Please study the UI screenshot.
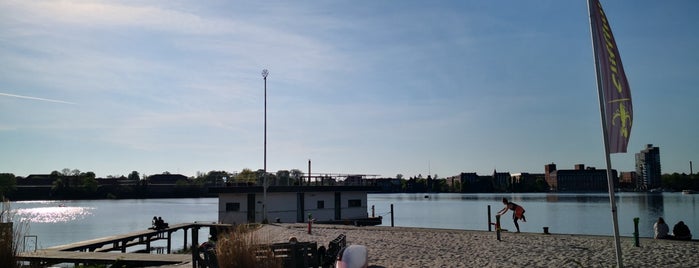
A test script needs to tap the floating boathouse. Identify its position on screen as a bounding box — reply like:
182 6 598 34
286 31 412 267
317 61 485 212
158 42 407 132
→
210 185 381 224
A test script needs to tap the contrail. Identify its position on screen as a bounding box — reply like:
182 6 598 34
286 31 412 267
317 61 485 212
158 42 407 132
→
0 92 76 105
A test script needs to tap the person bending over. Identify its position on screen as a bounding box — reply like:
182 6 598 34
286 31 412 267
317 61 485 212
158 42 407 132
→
497 198 526 233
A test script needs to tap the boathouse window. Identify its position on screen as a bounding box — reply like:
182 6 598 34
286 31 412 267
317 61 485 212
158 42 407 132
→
226 202 240 212
348 199 361 207
317 200 325 209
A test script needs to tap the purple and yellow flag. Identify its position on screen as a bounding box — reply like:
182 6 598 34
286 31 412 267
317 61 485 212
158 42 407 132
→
589 0 633 153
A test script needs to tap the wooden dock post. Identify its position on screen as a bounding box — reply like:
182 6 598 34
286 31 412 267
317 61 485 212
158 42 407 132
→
487 205 492 232
191 226 199 268
390 204 394 227
183 227 188 251
146 235 151 253
495 214 501 241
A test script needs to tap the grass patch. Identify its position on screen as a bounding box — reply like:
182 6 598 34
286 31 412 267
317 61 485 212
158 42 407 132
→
215 224 282 268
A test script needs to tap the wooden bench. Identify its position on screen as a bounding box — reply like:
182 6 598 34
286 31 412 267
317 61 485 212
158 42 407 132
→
255 241 319 268
254 234 346 268
318 234 346 268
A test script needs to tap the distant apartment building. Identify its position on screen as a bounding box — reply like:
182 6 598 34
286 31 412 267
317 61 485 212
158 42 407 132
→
545 163 618 192
492 170 511 192
635 144 661 190
510 172 545 192
544 163 557 190
447 172 491 192
619 171 638 190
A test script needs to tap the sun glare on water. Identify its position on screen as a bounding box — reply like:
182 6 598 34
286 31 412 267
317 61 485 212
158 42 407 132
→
14 205 94 223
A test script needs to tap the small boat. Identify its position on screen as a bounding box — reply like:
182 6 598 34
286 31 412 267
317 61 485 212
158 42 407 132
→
682 190 696 194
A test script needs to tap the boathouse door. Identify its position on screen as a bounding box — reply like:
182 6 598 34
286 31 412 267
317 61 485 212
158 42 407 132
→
334 192 341 220
247 194 255 223
296 193 305 222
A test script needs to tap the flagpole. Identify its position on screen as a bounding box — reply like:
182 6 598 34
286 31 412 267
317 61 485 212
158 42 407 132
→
587 0 623 267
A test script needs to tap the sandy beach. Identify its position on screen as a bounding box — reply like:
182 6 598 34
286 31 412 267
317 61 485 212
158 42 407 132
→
254 223 699 268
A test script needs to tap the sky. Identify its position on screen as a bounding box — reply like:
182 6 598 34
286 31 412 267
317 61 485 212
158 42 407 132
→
1 0 698 179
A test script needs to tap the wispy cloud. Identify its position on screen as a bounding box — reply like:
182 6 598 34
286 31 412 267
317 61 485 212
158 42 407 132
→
0 92 76 105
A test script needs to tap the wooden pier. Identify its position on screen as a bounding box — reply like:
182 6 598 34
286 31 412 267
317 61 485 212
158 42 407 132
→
17 222 232 267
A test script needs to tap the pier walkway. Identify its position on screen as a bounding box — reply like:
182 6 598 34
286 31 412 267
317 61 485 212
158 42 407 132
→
17 222 233 267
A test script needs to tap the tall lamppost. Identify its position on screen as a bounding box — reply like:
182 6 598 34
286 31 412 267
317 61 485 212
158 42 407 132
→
261 69 269 223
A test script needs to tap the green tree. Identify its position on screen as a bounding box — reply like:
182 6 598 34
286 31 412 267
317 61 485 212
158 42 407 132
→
128 171 140 181
255 169 266 185
276 170 290 186
450 180 461 193
51 178 65 196
0 174 16 198
236 169 256 184
204 171 228 186
662 173 695 191
77 171 98 195
290 169 303 185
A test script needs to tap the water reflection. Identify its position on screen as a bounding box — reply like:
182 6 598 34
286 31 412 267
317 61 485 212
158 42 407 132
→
636 194 664 216
14 206 93 223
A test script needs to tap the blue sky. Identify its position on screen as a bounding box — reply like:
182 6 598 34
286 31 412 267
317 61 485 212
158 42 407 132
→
1 0 697 179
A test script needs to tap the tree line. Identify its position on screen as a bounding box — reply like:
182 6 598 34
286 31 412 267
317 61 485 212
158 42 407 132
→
0 168 309 200
1 169 697 200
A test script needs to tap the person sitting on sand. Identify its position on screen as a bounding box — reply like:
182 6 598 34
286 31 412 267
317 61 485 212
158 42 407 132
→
653 217 671 239
672 221 692 240
497 198 526 233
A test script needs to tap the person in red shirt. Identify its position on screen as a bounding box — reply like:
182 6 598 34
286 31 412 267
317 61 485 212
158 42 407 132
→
497 198 526 233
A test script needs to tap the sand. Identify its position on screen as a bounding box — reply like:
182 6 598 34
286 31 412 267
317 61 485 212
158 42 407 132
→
255 223 699 268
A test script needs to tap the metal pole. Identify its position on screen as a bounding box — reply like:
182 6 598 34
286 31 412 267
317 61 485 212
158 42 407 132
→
262 69 269 223
633 217 640 247
390 204 394 227
587 1 623 266
308 159 311 186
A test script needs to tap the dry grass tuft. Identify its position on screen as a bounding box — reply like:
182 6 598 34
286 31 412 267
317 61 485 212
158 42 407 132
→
0 198 28 268
215 224 282 268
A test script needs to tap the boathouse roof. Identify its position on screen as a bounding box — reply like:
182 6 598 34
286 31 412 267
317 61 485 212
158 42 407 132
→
210 185 381 194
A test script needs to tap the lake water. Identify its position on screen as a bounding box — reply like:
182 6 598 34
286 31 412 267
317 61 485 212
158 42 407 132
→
8 192 698 251
10 198 218 251
369 192 699 238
